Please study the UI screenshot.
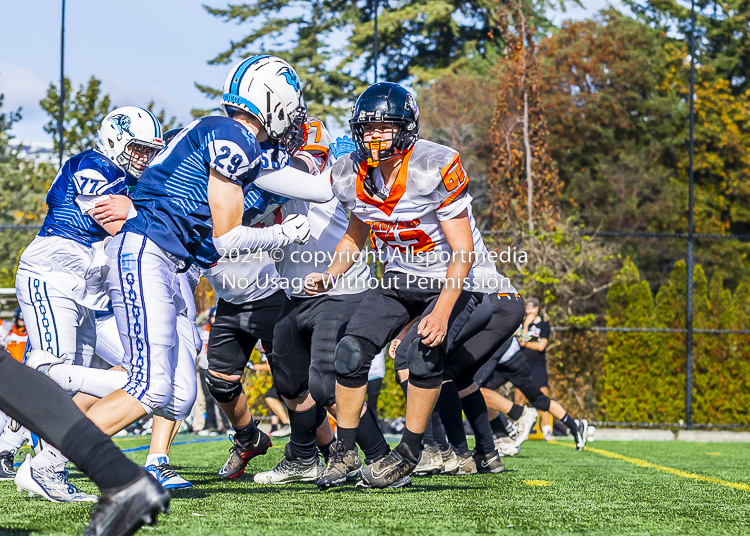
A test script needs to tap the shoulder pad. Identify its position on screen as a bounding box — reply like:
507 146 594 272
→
330 152 360 211
405 140 467 208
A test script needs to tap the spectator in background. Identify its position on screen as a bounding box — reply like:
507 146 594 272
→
515 298 553 440
197 307 231 435
2 308 28 362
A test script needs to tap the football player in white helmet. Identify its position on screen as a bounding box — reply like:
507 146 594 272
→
95 106 165 178
13 106 163 502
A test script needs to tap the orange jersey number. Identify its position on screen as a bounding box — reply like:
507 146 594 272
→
441 155 468 192
372 228 435 254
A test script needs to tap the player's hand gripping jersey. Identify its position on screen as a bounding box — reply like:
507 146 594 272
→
330 139 511 293
123 116 262 269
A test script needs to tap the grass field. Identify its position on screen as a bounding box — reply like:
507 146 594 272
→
1 435 749 536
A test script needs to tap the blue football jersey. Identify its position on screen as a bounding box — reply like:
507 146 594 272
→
122 116 263 269
39 149 136 247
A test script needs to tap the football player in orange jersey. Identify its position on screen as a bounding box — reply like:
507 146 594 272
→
305 82 522 488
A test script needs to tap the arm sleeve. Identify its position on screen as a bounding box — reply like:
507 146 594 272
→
212 224 293 254
254 166 333 203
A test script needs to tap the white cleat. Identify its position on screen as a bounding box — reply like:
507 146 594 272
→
14 454 97 503
414 444 443 475
513 407 539 449
574 419 589 450
253 445 324 484
494 436 520 457
24 350 66 375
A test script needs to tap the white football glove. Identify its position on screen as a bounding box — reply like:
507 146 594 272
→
279 213 310 245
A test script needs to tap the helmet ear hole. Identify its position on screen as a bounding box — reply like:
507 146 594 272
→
108 140 115 148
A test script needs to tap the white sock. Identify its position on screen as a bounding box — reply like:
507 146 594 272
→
145 453 168 468
30 441 68 473
542 424 552 434
0 424 26 453
48 364 127 397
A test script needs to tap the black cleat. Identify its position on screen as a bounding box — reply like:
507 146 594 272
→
317 440 362 490
218 429 272 479
358 443 417 489
573 419 589 450
474 451 504 473
0 450 16 480
84 470 170 536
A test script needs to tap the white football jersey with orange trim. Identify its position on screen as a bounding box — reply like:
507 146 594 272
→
331 139 514 293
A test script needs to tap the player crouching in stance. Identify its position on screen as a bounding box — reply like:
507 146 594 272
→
306 83 502 489
78 56 314 455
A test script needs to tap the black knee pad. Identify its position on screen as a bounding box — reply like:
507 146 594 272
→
334 336 365 376
205 371 243 404
406 337 441 378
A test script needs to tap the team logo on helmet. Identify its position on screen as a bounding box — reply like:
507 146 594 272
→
405 93 420 121
111 114 134 140
278 66 301 92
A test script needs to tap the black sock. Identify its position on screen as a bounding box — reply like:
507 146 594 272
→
288 406 319 459
437 381 469 454
399 428 423 462
561 414 578 434
430 412 451 450
461 390 495 455
319 439 335 463
490 416 509 437
507 403 524 421
357 405 390 462
233 420 260 446
337 426 358 452
62 419 141 491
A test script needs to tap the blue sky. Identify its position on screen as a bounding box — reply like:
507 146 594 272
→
0 0 617 143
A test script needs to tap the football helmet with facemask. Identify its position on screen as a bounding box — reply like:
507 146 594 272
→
221 55 307 154
349 82 419 166
95 106 165 178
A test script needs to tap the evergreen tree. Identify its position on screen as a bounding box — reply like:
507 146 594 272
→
197 0 360 121
40 76 112 156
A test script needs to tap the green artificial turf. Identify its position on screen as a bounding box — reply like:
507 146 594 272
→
1 436 749 535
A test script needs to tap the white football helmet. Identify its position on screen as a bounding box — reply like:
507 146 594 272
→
221 55 307 151
95 106 165 178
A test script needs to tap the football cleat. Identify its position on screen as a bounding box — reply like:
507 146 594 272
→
270 425 291 438
24 350 65 375
317 440 362 490
145 458 192 490
84 470 170 536
574 419 589 450
474 451 504 474
513 407 539 449
439 446 459 474
218 429 272 479
413 444 443 476
14 454 97 503
494 436 520 457
454 450 477 475
254 443 324 484
0 449 16 480
358 443 416 489
505 418 519 440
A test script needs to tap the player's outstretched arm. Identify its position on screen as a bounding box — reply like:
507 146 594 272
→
254 165 334 203
304 213 370 295
209 169 310 252
418 209 474 347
